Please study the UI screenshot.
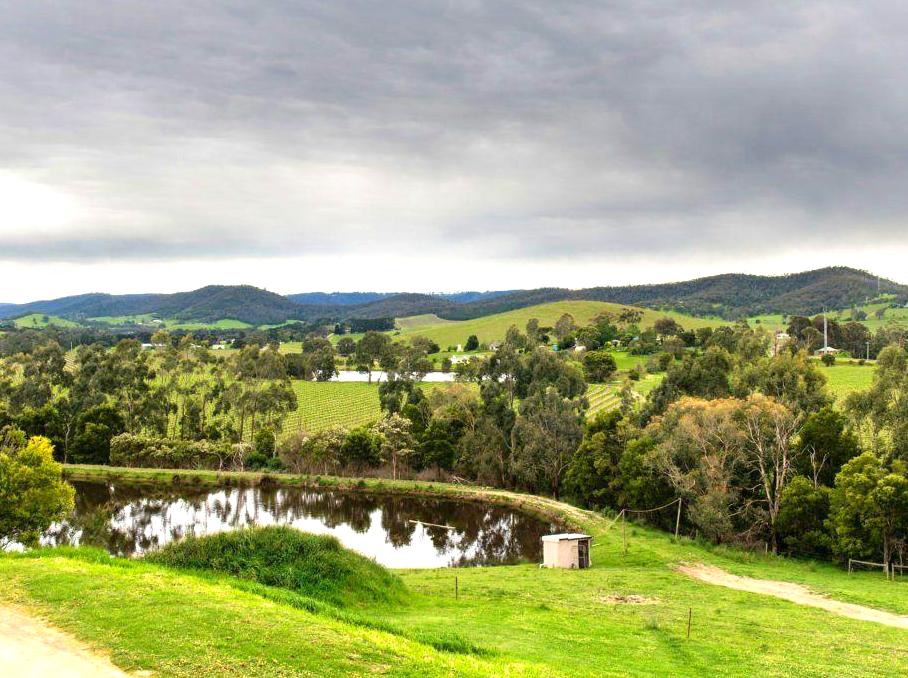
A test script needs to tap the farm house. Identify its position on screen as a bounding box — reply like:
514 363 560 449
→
542 533 592 569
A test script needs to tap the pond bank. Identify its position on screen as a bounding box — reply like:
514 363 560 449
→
63 464 593 533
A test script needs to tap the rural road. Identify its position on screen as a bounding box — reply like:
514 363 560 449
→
0 605 132 677
680 563 908 629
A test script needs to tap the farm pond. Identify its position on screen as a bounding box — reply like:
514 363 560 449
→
42 480 559 568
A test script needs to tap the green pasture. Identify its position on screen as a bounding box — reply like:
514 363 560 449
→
4 469 907 677
392 301 726 351
818 362 877 403
12 313 80 329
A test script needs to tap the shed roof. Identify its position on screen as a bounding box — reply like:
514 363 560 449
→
541 533 592 542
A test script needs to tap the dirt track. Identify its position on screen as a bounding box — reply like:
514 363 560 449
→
0 605 132 677
679 563 908 630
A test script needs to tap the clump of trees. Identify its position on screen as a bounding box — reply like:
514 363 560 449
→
4 312 908 570
110 433 251 470
0 335 298 463
280 330 588 494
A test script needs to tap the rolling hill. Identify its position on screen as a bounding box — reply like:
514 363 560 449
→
437 267 908 320
287 290 513 306
2 267 904 328
392 300 725 349
290 267 907 322
0 286 304 326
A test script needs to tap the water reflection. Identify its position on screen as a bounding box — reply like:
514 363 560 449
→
43 481 558 568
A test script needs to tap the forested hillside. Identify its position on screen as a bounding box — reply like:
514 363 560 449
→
0 286 304 325
2 267 904 326
439 267 908 320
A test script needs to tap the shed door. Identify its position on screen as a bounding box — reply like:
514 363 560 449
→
578 540 590 569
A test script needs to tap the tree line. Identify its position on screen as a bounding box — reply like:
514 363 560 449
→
2 312 907 568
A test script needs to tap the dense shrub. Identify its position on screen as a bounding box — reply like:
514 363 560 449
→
244 452 269 470
253 426 275 458
109 433 250 470
0 429 74 547
146 526 404 607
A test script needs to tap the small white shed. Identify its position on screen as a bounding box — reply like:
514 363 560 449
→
542 533 592 569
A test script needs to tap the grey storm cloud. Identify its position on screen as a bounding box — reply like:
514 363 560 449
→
1 1 907 262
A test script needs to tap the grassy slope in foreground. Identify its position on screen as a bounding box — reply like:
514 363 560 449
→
393 301 725 349
0 549 536 677
9 465 903 677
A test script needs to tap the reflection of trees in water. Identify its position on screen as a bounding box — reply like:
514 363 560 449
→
46 481 556 564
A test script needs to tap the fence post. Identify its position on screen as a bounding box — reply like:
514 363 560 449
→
455 576 459 600
622 513 627 557
848 559 852 574
686 607 692 640
674 498 682 542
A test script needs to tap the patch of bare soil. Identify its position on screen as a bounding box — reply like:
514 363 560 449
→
0 605 139 677
679 563 908 630
601 593 659 605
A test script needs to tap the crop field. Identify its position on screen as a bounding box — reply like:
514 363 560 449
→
586 383 621 415
585 374 665 417
392 301 726 350
283 380 463 433
283 381 383 432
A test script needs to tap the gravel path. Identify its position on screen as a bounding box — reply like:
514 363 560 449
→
679 563 908 629
0 605 133 677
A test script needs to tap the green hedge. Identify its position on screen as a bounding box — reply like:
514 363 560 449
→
109 434 251 470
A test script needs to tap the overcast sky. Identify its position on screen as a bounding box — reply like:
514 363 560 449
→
2 1 908 302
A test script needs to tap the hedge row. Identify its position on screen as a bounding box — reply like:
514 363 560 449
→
109 434 251 470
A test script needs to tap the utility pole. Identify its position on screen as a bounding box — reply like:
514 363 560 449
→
823 308 828 352
867 341 870 361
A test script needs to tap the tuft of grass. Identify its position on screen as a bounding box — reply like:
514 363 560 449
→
145 526 405 607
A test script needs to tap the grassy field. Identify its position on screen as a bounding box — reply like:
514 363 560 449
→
392 301 726 350
3 466 907 676
818 362 877 403
87 315 254 330
828 299 908 331
12 313 80 329
747 299 908 333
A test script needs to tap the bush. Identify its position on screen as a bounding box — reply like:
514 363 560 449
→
254 428 276 458
245 452 270 470
821 353 836 366
582 350 617 382
0 429 75 547
109 433 250 470
145 526 404 607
